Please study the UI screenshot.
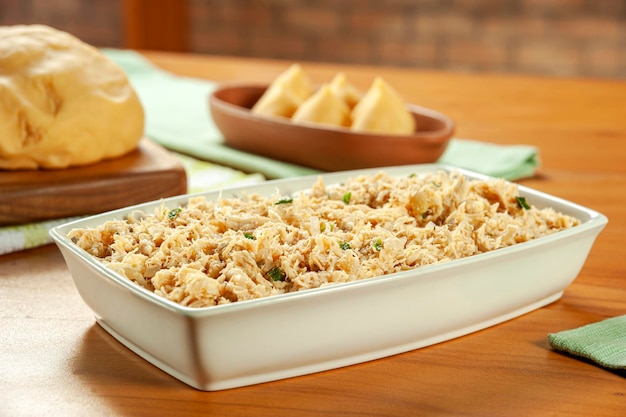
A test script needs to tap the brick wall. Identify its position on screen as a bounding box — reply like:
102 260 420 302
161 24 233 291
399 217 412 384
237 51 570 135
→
1 0 625 79
189 0 626 78
0 0 124 47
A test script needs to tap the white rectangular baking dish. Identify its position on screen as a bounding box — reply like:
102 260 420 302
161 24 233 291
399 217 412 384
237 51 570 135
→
50 164 608 391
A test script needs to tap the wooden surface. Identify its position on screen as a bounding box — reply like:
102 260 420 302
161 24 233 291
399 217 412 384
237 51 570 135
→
122 0 189 52
1 52 625 417
0 138 187 225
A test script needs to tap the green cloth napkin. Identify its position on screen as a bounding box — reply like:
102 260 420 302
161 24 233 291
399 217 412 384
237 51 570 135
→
0 216 84 256
438 139 539 180
101 49 540 181
101 49 317 179
548 315 626 371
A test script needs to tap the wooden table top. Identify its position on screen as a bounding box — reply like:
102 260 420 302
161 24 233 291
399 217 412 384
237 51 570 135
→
2 52 625 417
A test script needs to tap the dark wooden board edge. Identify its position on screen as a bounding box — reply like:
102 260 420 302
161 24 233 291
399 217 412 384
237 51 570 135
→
0 139 187 225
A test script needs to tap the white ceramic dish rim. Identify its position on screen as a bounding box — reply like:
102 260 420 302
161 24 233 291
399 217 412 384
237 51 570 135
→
51 163 607 319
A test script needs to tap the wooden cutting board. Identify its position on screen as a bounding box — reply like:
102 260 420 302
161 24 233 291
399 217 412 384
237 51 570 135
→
0 138 187 226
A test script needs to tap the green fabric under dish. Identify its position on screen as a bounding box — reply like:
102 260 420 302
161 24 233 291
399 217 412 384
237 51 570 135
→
102 49 317 179
548 315 626 371
102 49 540 181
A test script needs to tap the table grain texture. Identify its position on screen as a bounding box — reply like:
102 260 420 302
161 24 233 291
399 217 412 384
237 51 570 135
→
1 52 625 417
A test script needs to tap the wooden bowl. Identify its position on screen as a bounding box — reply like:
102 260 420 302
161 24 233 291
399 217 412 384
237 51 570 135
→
209 84 455 172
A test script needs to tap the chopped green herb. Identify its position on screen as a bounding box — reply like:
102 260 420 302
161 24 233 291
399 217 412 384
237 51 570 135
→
372 238 384 251
408 173 417 178
516 196 531 209
321 222 335 232
168 207 182 219
431 181 441 188
268 266 286 282
275 197 293 205
339 241 351 250
342 192 352 204
244 232 256 240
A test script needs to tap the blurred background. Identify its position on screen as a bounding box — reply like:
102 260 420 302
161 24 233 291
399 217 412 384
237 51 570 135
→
1 0 625 79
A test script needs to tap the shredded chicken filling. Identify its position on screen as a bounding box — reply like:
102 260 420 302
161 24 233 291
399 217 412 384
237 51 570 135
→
68 171 580 308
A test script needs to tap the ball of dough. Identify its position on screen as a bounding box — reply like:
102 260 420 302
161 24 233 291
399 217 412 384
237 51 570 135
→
0 25 145 170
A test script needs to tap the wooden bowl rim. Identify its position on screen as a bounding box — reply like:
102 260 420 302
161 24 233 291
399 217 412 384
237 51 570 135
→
209 82 456 141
